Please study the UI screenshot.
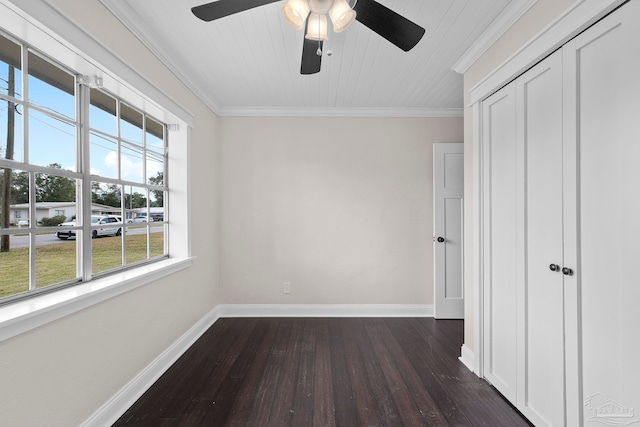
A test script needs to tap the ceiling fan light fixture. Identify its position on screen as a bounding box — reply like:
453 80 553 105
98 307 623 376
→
305 13 329 41
282 0 310 30
328 0 356 32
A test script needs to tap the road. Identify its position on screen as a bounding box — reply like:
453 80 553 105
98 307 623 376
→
7 227 156 249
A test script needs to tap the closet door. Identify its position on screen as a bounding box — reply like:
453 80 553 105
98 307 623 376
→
563 2 640 425
515 50 565 426
482 84 518 403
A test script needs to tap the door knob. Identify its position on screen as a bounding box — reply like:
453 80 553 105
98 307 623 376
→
549 264 560 272
437 237 445 243
562 267 573 276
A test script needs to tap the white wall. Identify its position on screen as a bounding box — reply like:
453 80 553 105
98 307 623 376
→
220 117 463 305
462 0 576 350
0 1 220 425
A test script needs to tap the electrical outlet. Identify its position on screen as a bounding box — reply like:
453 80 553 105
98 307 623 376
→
283 282 291 294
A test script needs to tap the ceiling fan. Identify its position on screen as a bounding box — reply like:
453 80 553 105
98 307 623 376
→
191 0 425 75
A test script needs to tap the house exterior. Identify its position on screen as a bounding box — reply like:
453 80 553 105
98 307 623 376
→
9 202 128 225
127 206 165 222
9 202 76 225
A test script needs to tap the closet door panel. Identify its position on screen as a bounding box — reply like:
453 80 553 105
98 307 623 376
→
516 50 565 427
564 2 640 424
482 84 518 402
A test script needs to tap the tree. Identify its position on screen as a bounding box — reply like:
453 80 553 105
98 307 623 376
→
92 183 121 207
91 181 102 204
124 190 147 209
35 163 76 202
1 64 16 252
148 171 163 207
11 171 29 204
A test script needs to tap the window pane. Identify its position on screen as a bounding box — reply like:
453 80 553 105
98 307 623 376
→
147 151 164 186
29 109 76 168
146 118 164 153
0 100 23 163
1 168 29 230
150 223 164 258
35 170 76 205
0 33 23 100
120 102 142 143
90 88 116 136
124 186 147 220
0 243 29 298
27 51 75 120
91 181 121 210
125 224 147 264
91 207 123 274
34 171 77 220
0 167 30 298
150 190 164 222
92 232 122 275
121 141 143 183
90 131 117 179
36 240 78 288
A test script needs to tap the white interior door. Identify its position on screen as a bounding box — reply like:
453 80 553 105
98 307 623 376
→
563 3 640 425
515 49 565 427
481 84 518 403
433 143 464 319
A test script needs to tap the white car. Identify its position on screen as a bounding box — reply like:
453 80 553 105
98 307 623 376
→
128 213 153 223
57 215 123 239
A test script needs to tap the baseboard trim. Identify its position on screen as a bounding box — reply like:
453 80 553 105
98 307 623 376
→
81 307 221 427
459 344 475 373
218 304 434 318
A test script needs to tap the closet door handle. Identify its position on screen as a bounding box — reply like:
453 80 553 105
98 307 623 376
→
437 237 445 243
562 267 573 276
549 264 560 272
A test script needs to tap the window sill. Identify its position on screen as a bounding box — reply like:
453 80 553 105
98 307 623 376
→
0 257 194 343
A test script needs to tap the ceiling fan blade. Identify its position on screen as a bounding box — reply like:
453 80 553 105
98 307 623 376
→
301 39 322 75
192 0 280 22
300 20 323 75
354 0 425 51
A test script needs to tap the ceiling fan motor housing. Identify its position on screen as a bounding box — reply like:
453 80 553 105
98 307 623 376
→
309 0 334 14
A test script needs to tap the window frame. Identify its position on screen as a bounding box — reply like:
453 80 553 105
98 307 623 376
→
1 35 171 303
0 0 194 342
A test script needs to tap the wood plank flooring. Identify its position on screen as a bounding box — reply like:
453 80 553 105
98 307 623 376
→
114 318 530 426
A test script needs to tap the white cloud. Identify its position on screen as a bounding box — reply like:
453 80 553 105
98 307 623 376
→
104 151 143 182
104 151 118 169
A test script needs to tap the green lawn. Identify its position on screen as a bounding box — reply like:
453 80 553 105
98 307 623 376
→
0 232 164 298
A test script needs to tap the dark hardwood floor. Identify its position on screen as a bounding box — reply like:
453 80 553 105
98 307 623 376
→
114 318 530 426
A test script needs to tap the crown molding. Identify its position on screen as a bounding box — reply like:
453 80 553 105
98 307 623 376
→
451 0 537 74
217 107 464 118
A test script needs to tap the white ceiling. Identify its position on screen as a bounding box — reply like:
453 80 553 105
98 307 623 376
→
101 0 535 117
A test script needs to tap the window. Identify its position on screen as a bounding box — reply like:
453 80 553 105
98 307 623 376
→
0 30 169 304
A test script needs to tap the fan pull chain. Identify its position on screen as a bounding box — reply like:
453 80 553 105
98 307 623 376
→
316 14 322 56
